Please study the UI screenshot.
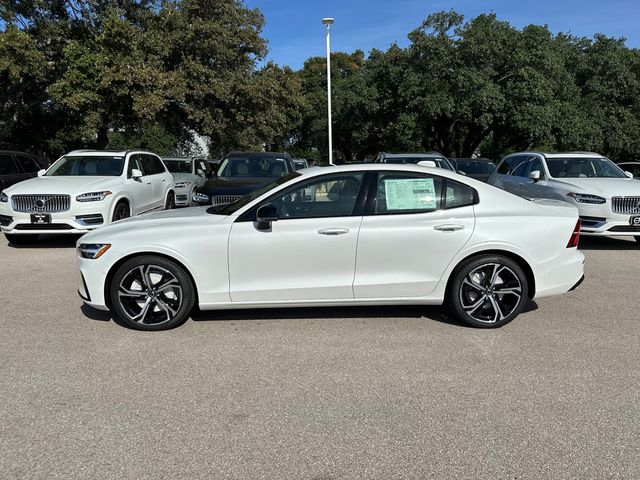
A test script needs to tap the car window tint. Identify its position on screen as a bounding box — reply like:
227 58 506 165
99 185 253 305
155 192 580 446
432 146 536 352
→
526 157 544 178
0 155 19 175
375 172 442 214
269 173 364 219
444 180 476 209
511 159 529 177
127 155 144 177
140 154 162 175
498 156 526 175
14 154 40 173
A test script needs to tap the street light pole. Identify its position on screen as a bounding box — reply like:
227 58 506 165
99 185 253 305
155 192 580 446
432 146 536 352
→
322 17 334 165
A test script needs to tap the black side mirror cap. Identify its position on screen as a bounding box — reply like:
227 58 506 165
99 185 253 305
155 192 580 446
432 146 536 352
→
256 203 279 230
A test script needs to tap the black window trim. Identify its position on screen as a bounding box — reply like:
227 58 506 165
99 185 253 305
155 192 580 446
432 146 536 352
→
235 171 373 223
362 171 479 216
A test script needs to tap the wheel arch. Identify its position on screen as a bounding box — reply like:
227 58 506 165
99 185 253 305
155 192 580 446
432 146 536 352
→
103 251 200 311
110 195 132 219
445 249 536 300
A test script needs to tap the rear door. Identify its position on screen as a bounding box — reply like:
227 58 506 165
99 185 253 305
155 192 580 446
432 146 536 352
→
354 171 476 298
139 154 169 209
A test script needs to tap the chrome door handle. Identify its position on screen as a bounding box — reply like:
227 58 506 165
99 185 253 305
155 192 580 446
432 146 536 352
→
318 228 349 236
434 224 465 232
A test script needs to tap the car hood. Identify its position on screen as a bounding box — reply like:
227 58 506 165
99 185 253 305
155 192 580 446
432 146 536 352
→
3 176 123 195
80 207 227 242
171 173 195 183
550 177 640 197
196 176 274 195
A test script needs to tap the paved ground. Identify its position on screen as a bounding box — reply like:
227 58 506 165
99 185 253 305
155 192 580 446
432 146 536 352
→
0 235 638 479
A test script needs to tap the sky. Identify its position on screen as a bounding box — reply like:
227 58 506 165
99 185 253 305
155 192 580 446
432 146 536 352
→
244 0 640 69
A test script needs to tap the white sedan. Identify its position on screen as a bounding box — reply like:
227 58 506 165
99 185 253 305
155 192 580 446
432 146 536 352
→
77 164 585 331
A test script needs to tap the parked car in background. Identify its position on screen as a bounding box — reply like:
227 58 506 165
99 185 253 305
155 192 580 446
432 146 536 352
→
0 150 175 244
192 151 295 206
162 156 212 207
488 152 640 244
374 152 456 171
77 163 584 331
292 158 309 170
0 151 43 190
617 161 640 179
454 158 496 182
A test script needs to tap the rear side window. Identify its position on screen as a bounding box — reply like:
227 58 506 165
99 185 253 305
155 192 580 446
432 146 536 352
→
374 172 476 214
140 154 164 175
14 154 40 173
0 154 19 175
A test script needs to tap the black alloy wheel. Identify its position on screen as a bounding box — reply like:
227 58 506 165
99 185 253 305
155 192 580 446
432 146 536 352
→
109 255 195 331
448 254 529 328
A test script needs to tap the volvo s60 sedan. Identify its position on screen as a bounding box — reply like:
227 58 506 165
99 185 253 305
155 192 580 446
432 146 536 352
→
77 164 585 331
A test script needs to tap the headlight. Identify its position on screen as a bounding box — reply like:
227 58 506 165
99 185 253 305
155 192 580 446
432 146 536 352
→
76 191 113 202
78 243 111 259
0 192 7 203
567 193 606 204
193 192 210 203
175 181 192 188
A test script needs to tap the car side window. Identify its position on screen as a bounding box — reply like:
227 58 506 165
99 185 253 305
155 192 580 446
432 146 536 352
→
139 154 162 175
266 173 364 219
127 154 144 177
498 155 527 176
526 157 545 178
0 154 20 175
152 155 166 174
375 172 442 214
14 154 40 173
444 180 476 209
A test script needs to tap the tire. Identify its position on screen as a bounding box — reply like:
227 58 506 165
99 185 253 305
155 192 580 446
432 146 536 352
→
112 202 130 222
5 233 39 245
109 255 196 331
447 254 529 328
165 191 175 210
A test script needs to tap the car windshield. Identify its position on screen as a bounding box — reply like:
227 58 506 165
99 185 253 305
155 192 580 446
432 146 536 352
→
217 155 290 178
46 155 125 176
208 172 301 215
164 160 192 174
546 157 626 179
457 161 496 174
384 157 454 170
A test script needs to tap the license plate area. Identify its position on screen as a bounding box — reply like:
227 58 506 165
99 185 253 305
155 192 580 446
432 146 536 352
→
630 215 640 227
30 213 51 224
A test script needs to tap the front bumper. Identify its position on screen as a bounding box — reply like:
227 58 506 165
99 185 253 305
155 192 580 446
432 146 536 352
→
0 202 111 235
577 203 640 237
174 187 191 207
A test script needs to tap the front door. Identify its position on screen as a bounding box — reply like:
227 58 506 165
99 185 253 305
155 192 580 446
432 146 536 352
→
354 171 476 298
228 172 365 302
127 154 155 214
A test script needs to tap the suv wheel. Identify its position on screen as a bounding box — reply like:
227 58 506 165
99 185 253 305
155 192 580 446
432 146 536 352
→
112 202 130 222
5 233 39 245
109 255 195 331
448 254 529 328
165 192 175 210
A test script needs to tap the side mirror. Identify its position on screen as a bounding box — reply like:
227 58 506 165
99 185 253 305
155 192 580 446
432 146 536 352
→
529 170 541 182
37 169 46 177
458 170 467 176
256 203 279 230
131 169 143 180
417 160 437 168
624 171 634 179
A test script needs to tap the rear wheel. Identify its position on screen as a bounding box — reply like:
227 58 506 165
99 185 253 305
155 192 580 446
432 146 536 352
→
5 233 39 245
109 255 195 331
448 254 529 328
165 192 175 210
112 202 130 222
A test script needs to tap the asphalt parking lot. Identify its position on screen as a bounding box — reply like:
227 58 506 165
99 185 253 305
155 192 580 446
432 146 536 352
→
0 235 638 479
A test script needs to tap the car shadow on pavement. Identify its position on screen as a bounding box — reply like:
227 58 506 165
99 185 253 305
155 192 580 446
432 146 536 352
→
82 301 540 328
579 236 639 251
6 234 83 249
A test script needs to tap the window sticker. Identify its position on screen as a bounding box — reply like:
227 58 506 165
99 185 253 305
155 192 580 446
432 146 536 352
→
384 178 437 210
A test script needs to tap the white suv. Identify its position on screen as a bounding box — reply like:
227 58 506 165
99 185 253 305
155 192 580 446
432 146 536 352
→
488 152 640 244
162 157 212 207
0 150 175 244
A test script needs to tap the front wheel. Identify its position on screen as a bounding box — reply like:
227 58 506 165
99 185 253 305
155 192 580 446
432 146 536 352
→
112 202 130 222
165 192 175 210
5 233 39 245
447 254 529 328
109 255 196 331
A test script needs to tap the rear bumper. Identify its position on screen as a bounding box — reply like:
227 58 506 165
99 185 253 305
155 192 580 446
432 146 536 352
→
534 249 585 299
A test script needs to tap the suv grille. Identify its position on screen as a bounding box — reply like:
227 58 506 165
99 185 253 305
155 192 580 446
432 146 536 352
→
611 196 640 214
12 194 71 213
212 195 242 205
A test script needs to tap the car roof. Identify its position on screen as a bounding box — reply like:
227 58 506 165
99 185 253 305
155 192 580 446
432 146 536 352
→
507 151 604 159
0 150 37 156
297 163 465 179
382 152 445 158
227 151 287 157
65 149 159 157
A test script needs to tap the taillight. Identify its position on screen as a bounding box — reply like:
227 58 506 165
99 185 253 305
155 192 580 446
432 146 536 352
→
567 219 581 248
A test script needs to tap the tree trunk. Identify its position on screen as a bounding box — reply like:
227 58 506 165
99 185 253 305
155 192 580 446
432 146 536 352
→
95 126 109 149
